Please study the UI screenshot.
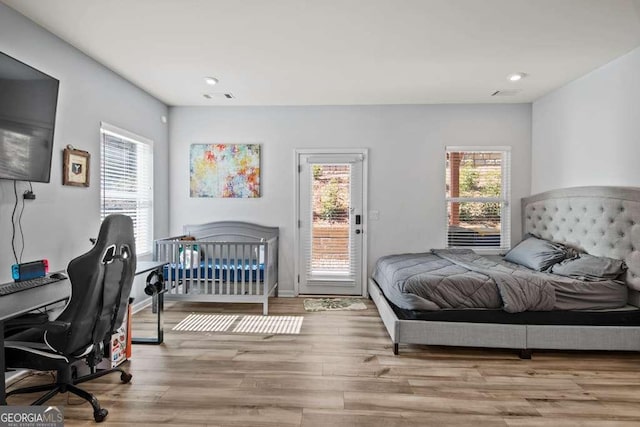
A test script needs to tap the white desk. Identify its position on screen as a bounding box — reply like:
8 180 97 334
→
0 278 71 405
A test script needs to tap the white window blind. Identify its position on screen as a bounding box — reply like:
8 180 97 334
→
445 147 511 251
302 154 363 282
100 123 153 254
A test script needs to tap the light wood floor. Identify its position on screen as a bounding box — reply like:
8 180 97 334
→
7 298 640 426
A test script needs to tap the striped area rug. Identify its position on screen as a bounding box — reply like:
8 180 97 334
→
172 314 303 335
233 315 304 334
172 314 238 332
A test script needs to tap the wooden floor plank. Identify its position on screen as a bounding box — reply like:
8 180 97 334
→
5 297 640 425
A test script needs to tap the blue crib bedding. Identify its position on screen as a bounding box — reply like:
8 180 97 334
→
163 258 265 282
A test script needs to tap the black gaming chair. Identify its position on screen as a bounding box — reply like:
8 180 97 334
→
5 214 136 422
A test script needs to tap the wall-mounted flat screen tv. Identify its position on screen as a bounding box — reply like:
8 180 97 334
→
0 51 59 183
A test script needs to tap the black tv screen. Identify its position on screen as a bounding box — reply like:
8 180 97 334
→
0 52 59 183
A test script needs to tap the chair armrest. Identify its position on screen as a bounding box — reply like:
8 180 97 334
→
8 319 71 336
4 312 49 332
36 321 71 334
5 312 73 342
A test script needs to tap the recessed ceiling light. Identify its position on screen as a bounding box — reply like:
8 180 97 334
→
508 72 527 82
204 77 219 86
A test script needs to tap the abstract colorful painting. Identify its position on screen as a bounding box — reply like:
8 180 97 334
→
190 144 260 198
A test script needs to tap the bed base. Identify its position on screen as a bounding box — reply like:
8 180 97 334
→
369 278 640 357
155 221 278 315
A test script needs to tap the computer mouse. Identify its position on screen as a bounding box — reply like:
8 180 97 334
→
50 272 67 280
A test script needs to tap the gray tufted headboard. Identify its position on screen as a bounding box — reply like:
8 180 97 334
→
522 186 640 292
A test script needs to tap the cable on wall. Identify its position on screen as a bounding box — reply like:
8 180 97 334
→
11 180 19 264
18 183 27 263
9 180 32 265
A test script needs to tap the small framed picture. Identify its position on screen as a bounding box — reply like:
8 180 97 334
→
63 147 90 187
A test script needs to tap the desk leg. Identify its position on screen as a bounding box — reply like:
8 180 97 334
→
157 291 164 343
1 320 6 405
152 291 157 314
132 291 164 345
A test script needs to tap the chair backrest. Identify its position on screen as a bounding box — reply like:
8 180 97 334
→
45 214 137 356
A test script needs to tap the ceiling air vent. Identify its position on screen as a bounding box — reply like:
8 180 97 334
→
491 89 521 97
203 93 235 100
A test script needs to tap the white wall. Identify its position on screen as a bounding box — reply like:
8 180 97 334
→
532 46 640 193
0 4 169 284
169 104 531 295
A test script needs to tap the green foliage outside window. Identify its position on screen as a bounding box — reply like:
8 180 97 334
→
320 178 347 222
312 165 322 180
459 160 501 223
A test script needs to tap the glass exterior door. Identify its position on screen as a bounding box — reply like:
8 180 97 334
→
297 153 364 295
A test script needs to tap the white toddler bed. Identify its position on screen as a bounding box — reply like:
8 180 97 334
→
154 221 278 315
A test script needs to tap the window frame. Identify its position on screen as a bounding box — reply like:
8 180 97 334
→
100 122 154 255
445 146 511 252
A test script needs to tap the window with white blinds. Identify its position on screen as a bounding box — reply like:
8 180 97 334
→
445 147 511 251
100 122 153 254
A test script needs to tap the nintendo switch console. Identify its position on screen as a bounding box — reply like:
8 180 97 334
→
11 259 49 282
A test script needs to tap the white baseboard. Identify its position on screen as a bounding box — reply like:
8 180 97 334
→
278 290 296 297
132 296 152 313
5 369 30 387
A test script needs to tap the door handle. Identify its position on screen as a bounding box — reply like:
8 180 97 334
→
355 229 362 234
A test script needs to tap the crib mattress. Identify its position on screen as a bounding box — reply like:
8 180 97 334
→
164 258 265 282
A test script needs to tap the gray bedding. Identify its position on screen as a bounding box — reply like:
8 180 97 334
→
371 250 628 312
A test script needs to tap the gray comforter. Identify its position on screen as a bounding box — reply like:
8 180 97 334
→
372 250 628 312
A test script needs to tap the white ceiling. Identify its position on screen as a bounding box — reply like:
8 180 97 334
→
3 0 640 106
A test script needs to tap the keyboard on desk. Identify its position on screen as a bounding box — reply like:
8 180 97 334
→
0 276 65 296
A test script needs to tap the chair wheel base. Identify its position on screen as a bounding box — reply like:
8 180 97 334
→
120 372 133 383
94 408 108 422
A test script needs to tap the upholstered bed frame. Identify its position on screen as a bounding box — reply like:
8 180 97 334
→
369 186 640 356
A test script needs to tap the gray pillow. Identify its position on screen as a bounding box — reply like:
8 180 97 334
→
504 236 567 271
550 254 627 281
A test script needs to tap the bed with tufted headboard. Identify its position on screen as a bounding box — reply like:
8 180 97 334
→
523 186 640 304
369 186 640 356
